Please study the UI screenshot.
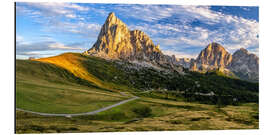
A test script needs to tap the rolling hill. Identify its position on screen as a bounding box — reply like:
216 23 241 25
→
16 57 129 114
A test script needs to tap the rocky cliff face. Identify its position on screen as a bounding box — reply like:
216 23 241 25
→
228 48 259 81
85 12 133 59
173 57 195 69
190 43 259 81
192 42 232 71
129 30 163 61
84 12 162 62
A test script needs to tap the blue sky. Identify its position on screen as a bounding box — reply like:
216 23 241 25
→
16 3 259 59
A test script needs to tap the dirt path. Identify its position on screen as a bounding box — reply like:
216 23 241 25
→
16 96 139 117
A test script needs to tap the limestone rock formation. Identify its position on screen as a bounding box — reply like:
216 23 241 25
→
190 43 259 81
84 12 162 62
194 42 232 71
85 12 133 59
177 58 195 69
228 48 259 81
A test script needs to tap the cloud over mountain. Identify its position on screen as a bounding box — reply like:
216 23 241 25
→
16 3 258 59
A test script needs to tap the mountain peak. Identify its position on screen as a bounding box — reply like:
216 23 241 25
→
104 12 125 26
194 43 259 81
194 42 232 70
108 12 116 18
238 48 249 54
85 12 164 61
230 47 259 81
106 12 117 22
206 42 225 50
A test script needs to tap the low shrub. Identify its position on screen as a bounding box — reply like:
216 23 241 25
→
132 105 152 117
29 125 45 132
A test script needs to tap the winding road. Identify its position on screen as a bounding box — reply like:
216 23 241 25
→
16 96 139 117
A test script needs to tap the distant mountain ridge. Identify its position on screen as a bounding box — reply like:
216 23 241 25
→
84 12 259 82
189 43 259 81
229 48 259 81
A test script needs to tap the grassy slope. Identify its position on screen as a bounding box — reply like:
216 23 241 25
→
35 53 103 87
16 59 128 114
36 53 134 92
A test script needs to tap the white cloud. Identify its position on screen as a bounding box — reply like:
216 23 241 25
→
241 7 251 11
66 14 76 19
179 37 207 47
41 21 101 39
25 2 89 17
249 48 259 56
163 50 197 59
16 2 92 25
16 39 85 54
17 51 41 56
17 3 102 39
200 32 208 40
123 5 259 57
180 6 222 23
154 38 182 47
16 35 23 42
67 3 89 11
49 42 83 50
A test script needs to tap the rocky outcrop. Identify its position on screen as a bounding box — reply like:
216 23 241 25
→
129 30 162 61
177 58 195 69
193 42 232 71
190 43 259 82
228 48 259 81
84 12 162 62
85 12 133 59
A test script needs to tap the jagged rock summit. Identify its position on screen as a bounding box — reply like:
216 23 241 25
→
192 42 232 71
84 12 162 62
190 43 259 81
229 48 259 81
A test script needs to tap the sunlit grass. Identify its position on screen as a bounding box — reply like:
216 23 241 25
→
36 53 104 88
